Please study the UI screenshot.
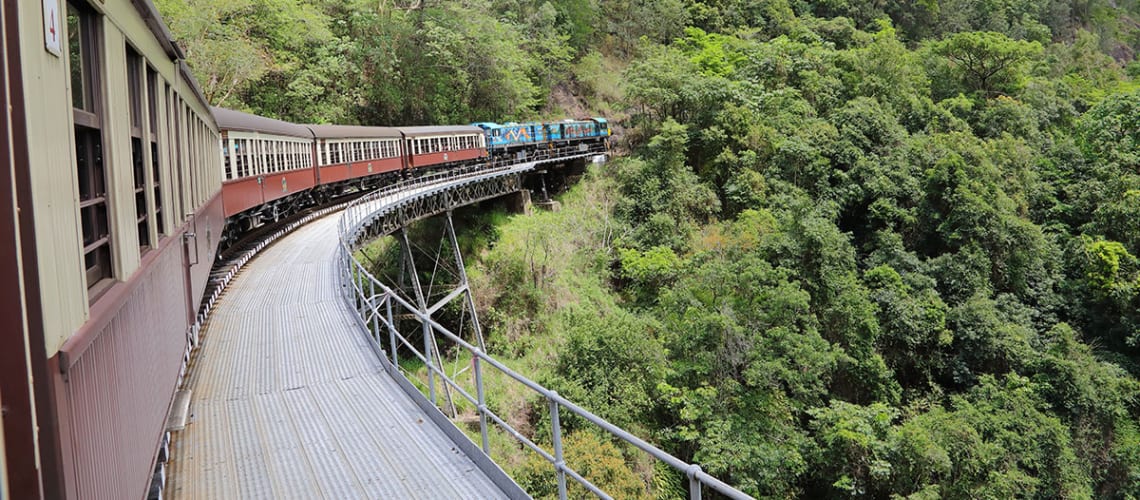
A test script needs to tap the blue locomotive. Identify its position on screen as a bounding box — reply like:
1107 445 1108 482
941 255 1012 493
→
473 118 610 153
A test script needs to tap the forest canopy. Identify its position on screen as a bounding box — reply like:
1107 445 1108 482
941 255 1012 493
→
158 0 1140 497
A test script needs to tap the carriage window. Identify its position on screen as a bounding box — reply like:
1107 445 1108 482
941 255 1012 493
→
223 139 233 179
257 140 265 174
233 139 243 177
146 68 165 237
271 141 278 173
69 1 114 293
245 139 252 176
248 139 257 175
126 47 150 252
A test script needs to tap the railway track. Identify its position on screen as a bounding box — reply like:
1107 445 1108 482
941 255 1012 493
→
194 191 366 337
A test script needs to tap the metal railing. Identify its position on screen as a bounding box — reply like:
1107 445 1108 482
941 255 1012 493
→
336 158 752 500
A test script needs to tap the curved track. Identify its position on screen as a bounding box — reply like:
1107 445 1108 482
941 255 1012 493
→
165 212 510 499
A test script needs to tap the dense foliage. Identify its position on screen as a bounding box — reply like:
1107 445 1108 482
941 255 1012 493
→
161 0 1140 497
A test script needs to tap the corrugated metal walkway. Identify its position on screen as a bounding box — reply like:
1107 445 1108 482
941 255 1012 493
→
165 212 510 499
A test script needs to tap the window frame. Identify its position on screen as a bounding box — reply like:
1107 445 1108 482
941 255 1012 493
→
69 0 115 295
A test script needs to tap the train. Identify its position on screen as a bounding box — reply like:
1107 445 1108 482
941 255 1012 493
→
214 108 610 246
0 0 608 498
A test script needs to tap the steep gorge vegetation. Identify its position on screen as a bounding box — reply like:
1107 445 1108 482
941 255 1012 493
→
160 0 1140 496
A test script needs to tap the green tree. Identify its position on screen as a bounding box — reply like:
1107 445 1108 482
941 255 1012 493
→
547 308 667 430
513 430 650 499
864 265 952 392
614 120 720 250
1078 88 1140 169
890 375 1092 498
807 401 897 496
927 31 1043 99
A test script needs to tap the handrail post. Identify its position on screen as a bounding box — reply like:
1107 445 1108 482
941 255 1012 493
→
357 263 366 316
687 465 703 500
550 395 567 500
424 319 435 404
386 293 397 366
369 279 379 341
475 356 489 455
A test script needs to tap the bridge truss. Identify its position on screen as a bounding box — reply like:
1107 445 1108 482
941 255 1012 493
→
338 155 752 500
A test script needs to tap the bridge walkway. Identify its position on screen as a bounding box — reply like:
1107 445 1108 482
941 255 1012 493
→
164 207 512 499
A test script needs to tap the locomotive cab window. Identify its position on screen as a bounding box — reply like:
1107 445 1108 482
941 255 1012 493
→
69 1 114 294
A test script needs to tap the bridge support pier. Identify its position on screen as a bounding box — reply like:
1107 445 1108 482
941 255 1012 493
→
389 212 487 417
397 228 441 409
506 190 531 215
444 211 485 352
